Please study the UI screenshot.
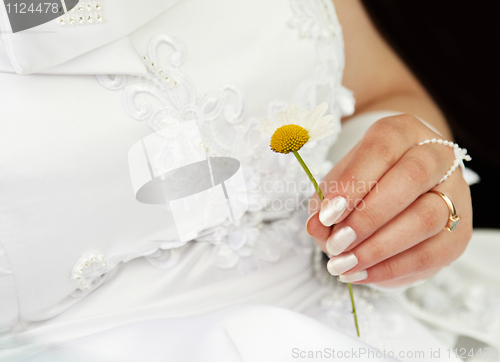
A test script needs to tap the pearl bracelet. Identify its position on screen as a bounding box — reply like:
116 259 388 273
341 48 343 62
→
416 138 472 184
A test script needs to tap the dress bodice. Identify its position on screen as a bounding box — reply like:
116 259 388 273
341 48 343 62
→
0 0 353 331
2 2 500 360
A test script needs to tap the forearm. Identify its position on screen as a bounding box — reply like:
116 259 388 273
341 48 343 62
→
334 0 453 140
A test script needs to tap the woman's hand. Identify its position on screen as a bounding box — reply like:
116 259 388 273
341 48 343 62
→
306 113 472 288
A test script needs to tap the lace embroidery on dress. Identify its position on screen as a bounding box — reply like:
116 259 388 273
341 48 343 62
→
96 0 354 273
396 267 500 348
312 246 407 343
197 211 313 275
97 33 245 159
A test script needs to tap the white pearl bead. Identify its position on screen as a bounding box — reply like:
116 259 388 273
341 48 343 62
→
431 138 437 143
437 139 443 144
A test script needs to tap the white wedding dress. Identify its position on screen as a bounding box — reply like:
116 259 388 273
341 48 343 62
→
1 0 499 361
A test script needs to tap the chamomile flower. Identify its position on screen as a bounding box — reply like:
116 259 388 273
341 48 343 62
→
255 102 334 154
254 102 360 337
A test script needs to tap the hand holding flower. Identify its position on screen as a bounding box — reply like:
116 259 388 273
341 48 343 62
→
306 114 473 288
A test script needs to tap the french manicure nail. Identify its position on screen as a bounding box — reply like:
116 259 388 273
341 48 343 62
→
326 226 357 256
326 253 358 276
339 271 368 283
319 196 347 227
305 212 318 237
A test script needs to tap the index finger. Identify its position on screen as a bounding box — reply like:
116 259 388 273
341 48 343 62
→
306 139 362 245
318 114 424 227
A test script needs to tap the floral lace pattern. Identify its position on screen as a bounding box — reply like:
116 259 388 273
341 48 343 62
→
398 267 500 348
311 246 403 343
97 0 353 273
320 286 408 346
196 211 313 275
97 33 245 159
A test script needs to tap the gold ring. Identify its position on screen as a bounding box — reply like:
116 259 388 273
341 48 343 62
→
428 190 460 232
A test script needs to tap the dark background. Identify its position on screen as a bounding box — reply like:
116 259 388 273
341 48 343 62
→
362 0 500 229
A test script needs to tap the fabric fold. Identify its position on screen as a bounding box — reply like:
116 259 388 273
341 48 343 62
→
0 241 18 332
19 305 394 362
0 0 182 74
0 36 147 75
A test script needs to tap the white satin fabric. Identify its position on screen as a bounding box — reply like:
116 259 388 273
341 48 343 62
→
0 37 147 75
18 305 397 362
0 0 181 74
0 0 499 361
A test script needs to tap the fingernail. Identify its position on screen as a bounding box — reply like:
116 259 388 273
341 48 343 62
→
326 226 357 256
339 271 368 283
319 196 347 226
305 212 318 237
326 253 358 276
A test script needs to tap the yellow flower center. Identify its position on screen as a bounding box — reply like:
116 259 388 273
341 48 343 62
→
270 124 309 154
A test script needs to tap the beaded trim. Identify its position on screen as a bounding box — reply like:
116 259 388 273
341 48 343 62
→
416 138 472 183
71 251 107 291
142 55 179 88
59 0 103 26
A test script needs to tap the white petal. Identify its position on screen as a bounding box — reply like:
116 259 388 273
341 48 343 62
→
308 115 335 142
255 118 277 135
309 128 334 142
305 102 329 130
300 109 310 119
299 109 312 129
284 104 301 125
275 111 287 127
308 117 333 139
312 115 333 129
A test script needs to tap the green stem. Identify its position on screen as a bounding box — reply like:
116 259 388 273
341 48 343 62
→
348 283 360 337
292 150 324 202
293 150 360 338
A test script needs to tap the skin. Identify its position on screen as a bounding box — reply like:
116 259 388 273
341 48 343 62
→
306 0 473 288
